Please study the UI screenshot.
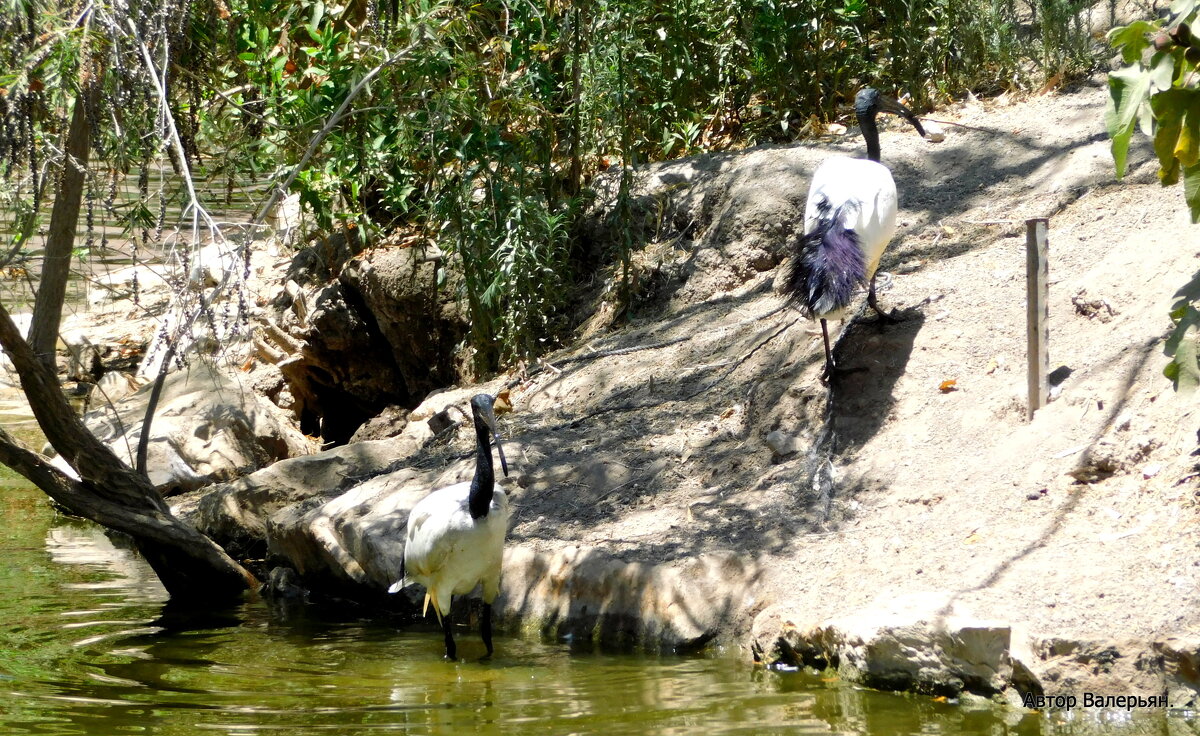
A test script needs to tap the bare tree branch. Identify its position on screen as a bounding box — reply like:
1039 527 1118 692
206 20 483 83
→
0 300 258 598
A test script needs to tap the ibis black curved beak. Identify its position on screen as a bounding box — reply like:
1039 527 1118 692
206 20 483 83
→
877 95 927 139
480 398 509 478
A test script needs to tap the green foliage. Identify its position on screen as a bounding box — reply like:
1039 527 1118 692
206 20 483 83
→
1107 2 1200 391
2 0 1100 377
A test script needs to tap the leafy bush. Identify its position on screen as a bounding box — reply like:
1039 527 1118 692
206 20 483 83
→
1106 0 1200 392
2 0 1098 377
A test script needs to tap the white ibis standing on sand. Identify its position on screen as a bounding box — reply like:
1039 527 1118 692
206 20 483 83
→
784 88 928 381
389 393 511 660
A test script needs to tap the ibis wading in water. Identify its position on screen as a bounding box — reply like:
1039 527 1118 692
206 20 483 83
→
784 88 927 381
389 393 511 660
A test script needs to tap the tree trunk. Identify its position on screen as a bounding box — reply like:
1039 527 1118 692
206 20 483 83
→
0 301 258 600
28 87 96 373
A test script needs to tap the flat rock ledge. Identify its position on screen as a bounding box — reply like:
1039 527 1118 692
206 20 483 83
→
262 468 764 651
751 593 1200 709
500 546 761 651
175 435 762 653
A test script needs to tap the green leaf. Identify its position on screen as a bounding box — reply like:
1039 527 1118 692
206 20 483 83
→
1150 50 1177 92
237 52 256 62
1184 162 1200 222
1178 95 1200 167
1108 66 1153 178
1165 301 1200 392
1152 89 1189 175
1107 20 1158 64
1166 331 1200 393
1161 157 1182 185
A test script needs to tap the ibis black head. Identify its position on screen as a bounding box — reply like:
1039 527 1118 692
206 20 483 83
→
855 88 926 161
470 393 508 477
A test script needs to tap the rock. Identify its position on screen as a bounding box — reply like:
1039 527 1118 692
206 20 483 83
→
88 263 171 308
753 592 1013 697
265 565 306 600
173 427 438 556
82 364 316 495
426 405 465 437
499 546 761 651
1158 637 1200 708
339 246 468 402
266 465 432 590
753 597 1200 705
1015 637 1165 702
92 371 141 405
278 281 407 443
347 404 411 443
282 228 364 288
765 429 801 456
187 242 243 289
61 330 99 381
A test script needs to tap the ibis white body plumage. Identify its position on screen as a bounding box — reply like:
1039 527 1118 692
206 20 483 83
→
784 88 927 380
396 480 510 621
802 157 899 320
388 393 510 659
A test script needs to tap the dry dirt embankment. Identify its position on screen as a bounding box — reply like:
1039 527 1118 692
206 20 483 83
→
457 75 1200 704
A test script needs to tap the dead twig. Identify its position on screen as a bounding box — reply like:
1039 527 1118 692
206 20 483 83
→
917 117 996 133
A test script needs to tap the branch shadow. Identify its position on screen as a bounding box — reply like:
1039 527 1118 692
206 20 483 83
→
938 334 1163 614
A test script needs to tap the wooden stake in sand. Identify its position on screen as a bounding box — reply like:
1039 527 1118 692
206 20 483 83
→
1026 218 1049 420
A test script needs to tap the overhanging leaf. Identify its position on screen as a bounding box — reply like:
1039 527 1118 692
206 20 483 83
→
1165 331 1200 393
1152 89 1189 174
1165 303 1200 393
1185 162 1200 222
1177 95 1200 167
1108 66 1153 178
1107 20 1158 64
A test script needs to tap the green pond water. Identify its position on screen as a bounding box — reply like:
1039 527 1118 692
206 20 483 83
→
0 479 1192 736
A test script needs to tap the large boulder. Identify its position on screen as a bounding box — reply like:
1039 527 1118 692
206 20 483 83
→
753 595 1200 707
172 433 428 558
338 245 467 402
80 364 316 495
261 459 763 652
753 592 1014 697
499 546 761 651
266 465 432 591
267 242 467 444
277 281 406 442
175 384 490 561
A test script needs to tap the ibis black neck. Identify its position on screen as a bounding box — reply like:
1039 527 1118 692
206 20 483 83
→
467 414 495 520
858 110 882 162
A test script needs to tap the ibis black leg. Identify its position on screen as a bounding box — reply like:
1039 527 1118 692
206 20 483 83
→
820 318 835 384
867 274 901 324
442 609 457 661
481 603 494 658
